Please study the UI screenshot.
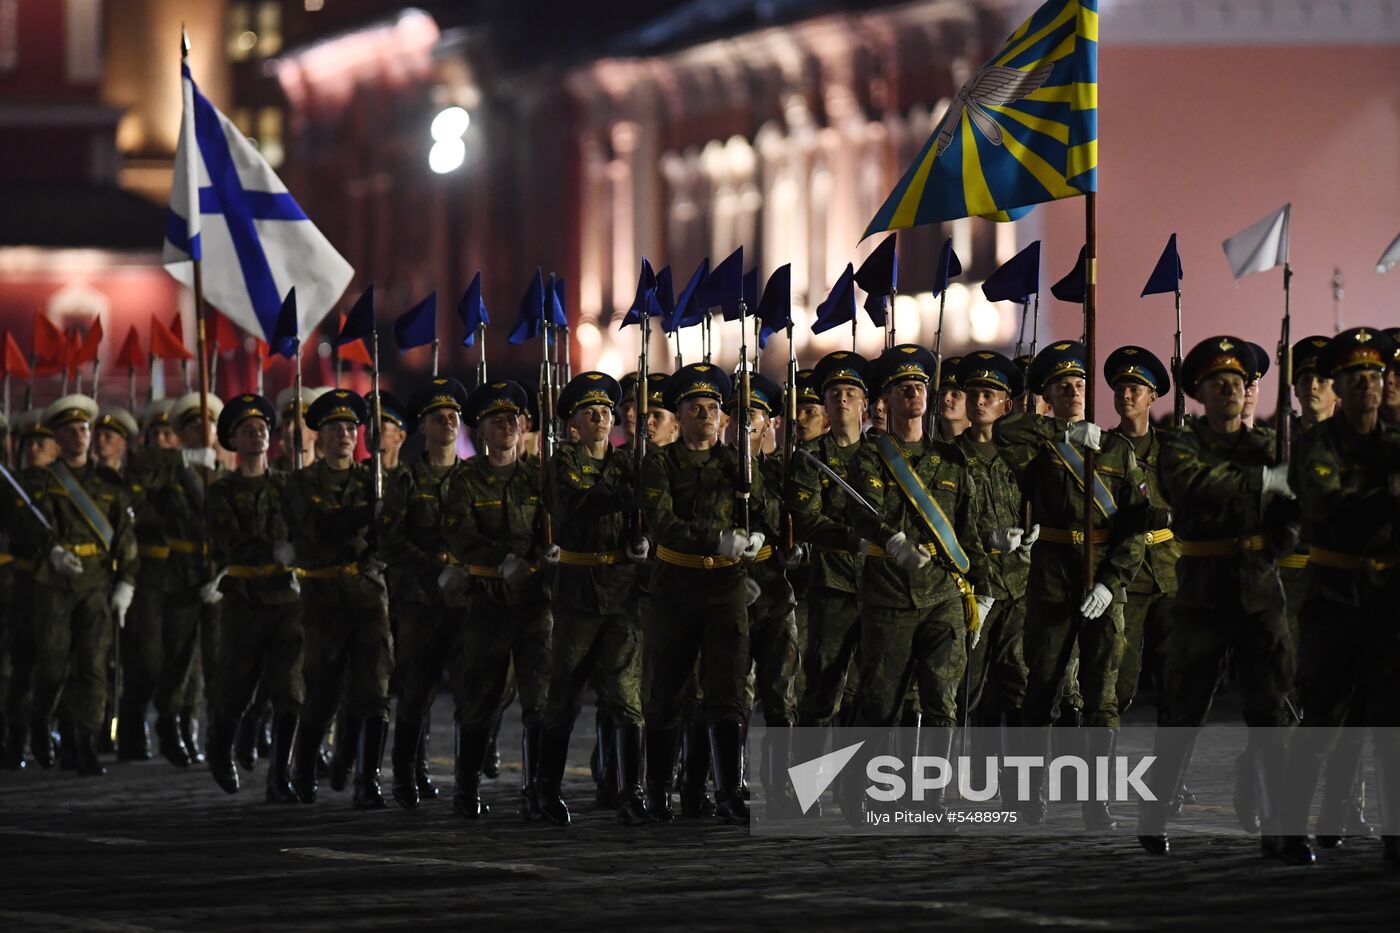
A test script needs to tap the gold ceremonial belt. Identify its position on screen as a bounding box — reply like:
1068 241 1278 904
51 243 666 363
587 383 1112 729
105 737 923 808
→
558 549 626 567
0 554 11 567
1278 554 1310 570
13 558 34 573
295 563 361 580
67 543 103 558
436 552 461 566
1146 529 1175 547
1177 535 1267 558
225 564 288 579
139 539 206 560
1038 528 1110 546
655 545 773 570
138 545 168 559
1307 547 1400 573
467 562 540 578
864 543 931 559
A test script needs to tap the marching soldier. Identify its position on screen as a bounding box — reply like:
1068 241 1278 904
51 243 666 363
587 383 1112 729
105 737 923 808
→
535 371 650 826
142 400 178 451
640 363 761 825
377 377 469 810
1382 327 1400 426
792 368 829 442
126 392 222 768
953 353 1032 745
934 357 967 441
1137 336 1297 857
440 380 553 819
994 341 1149 828
203 394 304 802
19 395 138 775
790 352 868 740
840 345 991 818
283 389 393 809
1240 341 1270 430
1280 328 1400 867
272 386 319 471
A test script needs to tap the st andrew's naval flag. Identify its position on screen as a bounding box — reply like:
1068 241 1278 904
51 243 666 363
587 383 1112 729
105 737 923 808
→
163 64 353 343
864 0 1097 236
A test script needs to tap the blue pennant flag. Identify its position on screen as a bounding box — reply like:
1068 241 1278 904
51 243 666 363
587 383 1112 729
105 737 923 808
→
457 272 489 347
982 240 1042 303
1051 246 1087 303
547 275 568 329
336 285 375 346
508 269 546 345
812 264 857 335
673 258 711 330
394 292 438 351
727 266 759 324
620 258 657 328
270 287 298 358
1141 234 1183 297
654 266 677 333
854 235 897 325
933 237 963 299
697 247 743 320
757 264 792 349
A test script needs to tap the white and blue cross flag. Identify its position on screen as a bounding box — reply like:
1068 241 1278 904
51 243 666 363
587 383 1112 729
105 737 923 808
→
163 63 353 343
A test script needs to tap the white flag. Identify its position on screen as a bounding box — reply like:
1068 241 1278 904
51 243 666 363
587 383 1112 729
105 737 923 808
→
1222 204 1290 280
1378 230 1400 275
163 63 353 343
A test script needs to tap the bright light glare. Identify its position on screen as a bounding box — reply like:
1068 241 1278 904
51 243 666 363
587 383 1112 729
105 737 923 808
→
431 106 470 141
429 138 465 174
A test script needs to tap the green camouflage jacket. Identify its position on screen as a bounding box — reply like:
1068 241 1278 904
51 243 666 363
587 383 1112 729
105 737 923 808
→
378 454 463 606
788 433 866 594
956 431 1028 601
207 469 298 606
127 447 218 592
546 441 638 616
1110 426 1179 596
20 460 138 592
280 459 386 608
442 454 547 608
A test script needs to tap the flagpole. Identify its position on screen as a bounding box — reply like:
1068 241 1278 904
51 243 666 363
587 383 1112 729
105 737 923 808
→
850 311 857 354
92 358 102 404
1081 191 1098 600
24 348 34 409
931 288 948 394
1171 286 1185 429
128 366 136 415
672 331 682 370
476 324 487 384
255 347 264 396
370 329 383 500
886 289 896 349
292 337 303 472
1276 262 1293 457
1331 267 1344 335
431 336 440 378
333 340 342 389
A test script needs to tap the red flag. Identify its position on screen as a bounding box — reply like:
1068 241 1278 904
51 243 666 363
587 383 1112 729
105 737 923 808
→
2 330 30 379
339 339 374 366
150 314 195 361
32 311 66 374
70 318 103 368
211 308 241 353
114 327 143 369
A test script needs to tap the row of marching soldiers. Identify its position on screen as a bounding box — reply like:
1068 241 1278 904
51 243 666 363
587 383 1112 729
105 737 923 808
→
3 325 1399 850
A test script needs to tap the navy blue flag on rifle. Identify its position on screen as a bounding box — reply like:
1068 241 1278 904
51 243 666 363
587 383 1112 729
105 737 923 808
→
811 263 857 335
728 266 759 324
270 287 298 358
1141 234 1183 296
673 257 711 330
458 272 489 346
394 292 437 351
1051 246 1087 303
620 258 658 328
854 235 896 325
508 269 546 345
757 264 792 349
933 237 962 299
982 240 1042 303
336 285 375 346
697 247 744 321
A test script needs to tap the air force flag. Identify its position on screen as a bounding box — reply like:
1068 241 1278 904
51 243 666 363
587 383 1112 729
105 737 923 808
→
163 63 353 344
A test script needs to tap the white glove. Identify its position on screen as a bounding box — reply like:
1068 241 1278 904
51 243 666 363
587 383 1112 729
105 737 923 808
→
199 571 226 605
626 538 650 563
1019 524 1041 550
740 530 767 560
1261 464 1295 501
273 541 296 567
885 532 930 573
744 577 762 606
49 545 84 577
500 553 532 587
181 447 217 471
1079 582 1113 620
542 544 561 567
859 539 878 556
718 529 749 560
988 527 1024 552
362 557 387 577
437 565 468 591
786 543 808 566
288 574 301 596
111 581 135 629
975 595 995 625
1065 421 1103 452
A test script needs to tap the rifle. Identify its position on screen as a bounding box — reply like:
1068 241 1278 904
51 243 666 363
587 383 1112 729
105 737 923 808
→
539 276 559 547
1171 282 1185 430
782 317 798 551
633 302 650 548
1275 263 1293 461
736 298 752 533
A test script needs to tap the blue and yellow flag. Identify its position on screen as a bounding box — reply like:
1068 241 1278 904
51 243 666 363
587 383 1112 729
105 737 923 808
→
864 0 1097 237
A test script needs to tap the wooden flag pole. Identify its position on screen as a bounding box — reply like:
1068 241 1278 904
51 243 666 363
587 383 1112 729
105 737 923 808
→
476 323 487 384
431 336 440 378
1081 191 1098 598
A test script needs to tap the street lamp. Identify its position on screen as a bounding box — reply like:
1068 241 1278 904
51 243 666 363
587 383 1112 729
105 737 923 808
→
429 106 469 174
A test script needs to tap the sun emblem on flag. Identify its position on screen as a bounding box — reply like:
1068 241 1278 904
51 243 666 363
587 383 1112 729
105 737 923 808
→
934 63 1054 158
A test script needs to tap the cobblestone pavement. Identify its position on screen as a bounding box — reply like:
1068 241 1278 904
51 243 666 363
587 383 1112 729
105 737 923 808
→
1 696 1396 932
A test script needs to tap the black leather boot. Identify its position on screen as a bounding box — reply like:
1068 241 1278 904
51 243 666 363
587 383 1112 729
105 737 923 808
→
1255 735 1312 863
678 721 715 818
710 721 750 825
390 717 421 810
615 723 649 825
75 725 107 777
1316 728 1369 848
644 726 679 822
593 710 617 809
293 719 325 804
519 723 542 821
482 708 503 779
207 714 240 794
1082 727 1119 831
29 717 54 769
59 720 77 770
329 710 358 792
265 713 299 803
234 708 259 771
2 721 28 770
116 700 151 762
156 715 190 768
352 717 389 810
179 713 204 765
1233 746 1261 833
1017 725 1051 825
762 725 801 820
256 710 273 758
535 726 572 826
1137 726 1197 856
453 725 490 819
416 716 438 799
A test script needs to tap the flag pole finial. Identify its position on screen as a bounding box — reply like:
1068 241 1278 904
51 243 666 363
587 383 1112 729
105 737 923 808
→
181 24 190 60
